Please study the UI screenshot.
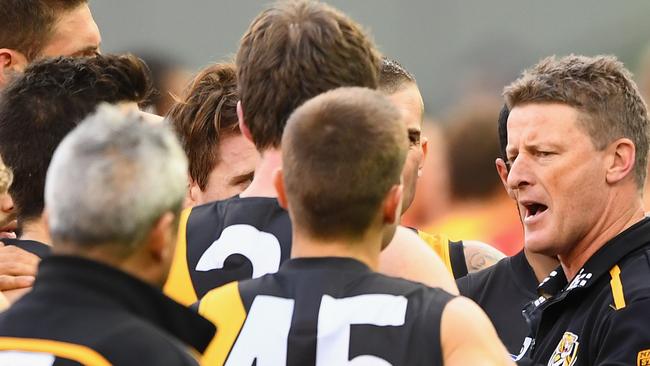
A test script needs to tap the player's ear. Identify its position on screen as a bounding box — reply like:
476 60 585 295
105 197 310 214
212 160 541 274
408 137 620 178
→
187 176 200 207
495 158 514 199
0 49 28 87
273 168 289 210
383 183 403 225
419 136 428 177
147 212 176 263
237 101 255 144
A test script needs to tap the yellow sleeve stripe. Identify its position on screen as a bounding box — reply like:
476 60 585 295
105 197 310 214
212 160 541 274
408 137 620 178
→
164 207 198 306
609 265 626 310
418 231 453 275
0 337 111 365
199 282 246 366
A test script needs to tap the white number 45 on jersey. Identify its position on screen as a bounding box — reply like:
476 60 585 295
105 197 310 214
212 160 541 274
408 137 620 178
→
227 294 408 366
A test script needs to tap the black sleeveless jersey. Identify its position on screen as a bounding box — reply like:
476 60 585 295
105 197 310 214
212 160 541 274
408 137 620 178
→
164 196 463 306
164 196 292 305
198 257 455 366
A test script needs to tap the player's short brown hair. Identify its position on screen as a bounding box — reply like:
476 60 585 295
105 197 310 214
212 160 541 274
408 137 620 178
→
236 0 382 151
282 87 407 240
0 0 87 60
504 54 650 186
167 63 239 190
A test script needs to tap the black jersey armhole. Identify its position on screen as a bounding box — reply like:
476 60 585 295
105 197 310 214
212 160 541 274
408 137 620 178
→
449 240 468 279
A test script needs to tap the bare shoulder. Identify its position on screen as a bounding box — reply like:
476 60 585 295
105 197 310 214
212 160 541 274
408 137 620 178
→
462 240 506 273
378 226 459 295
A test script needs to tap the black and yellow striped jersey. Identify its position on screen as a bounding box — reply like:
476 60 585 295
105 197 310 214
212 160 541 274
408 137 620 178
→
165 196 468 306
198 257 455 365
0 255 215 365
415 231 468 279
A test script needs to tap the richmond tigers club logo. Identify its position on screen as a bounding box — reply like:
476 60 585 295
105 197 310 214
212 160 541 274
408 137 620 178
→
548 332 579 366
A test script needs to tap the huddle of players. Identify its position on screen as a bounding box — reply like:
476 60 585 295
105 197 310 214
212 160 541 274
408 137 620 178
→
1 0 650 365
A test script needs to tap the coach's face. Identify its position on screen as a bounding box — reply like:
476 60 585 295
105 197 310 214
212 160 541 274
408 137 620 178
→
387 83 427 215
505 103 608 257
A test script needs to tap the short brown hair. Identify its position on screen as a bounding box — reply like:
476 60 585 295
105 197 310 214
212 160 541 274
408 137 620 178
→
379 57 416 94
236 0 382 151
0 0 87 61
167 63 239 190
282 87 407 240
504 55 650 186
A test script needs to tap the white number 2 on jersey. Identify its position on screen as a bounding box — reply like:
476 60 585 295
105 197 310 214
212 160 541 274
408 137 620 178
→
225 294 408 365
196 224 282 278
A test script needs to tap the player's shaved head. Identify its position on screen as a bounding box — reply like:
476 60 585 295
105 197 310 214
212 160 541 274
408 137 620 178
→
281 87 407 240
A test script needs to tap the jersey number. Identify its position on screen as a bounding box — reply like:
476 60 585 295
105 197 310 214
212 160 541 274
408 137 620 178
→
196 224 282 278
226 294 408 365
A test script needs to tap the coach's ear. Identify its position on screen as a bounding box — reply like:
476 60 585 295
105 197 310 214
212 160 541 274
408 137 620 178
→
273 168 288 210
0 49 27 87
237 101 255 144
383 183 403 225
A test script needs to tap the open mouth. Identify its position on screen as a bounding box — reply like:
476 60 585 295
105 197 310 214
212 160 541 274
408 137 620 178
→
523 202 548 221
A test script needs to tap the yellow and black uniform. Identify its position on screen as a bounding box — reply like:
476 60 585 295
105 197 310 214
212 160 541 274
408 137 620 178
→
165 196 464 306
0 255 215 365
415 231 467 279
165 196 292 306
517 217 650 365
198 257 455 365
1 238 51 259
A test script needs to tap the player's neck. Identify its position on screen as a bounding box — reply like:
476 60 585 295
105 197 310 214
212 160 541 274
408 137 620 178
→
19 216 51 245
523 248 559 283
291 230 382 271
240 148 282 198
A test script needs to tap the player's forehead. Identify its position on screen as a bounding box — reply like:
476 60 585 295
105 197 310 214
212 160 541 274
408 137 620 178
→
40 4 101 58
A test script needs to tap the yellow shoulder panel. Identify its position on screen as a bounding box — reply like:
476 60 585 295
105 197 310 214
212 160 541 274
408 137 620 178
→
417 231 453 275
609 265 626 310
0 337 111 366
164 207 198 306
199 281 247 366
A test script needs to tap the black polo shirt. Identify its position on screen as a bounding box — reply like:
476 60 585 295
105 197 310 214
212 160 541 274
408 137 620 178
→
457 249 538 358
518 217 650 366
0 255 216 365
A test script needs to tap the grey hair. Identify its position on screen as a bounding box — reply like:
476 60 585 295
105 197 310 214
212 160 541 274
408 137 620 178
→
45 104 188 251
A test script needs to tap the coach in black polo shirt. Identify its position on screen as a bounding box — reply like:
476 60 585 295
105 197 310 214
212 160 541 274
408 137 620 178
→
500 54 650 366
0 106 215 365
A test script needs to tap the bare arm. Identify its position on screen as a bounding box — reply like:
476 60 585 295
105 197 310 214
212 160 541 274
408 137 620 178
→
441 296 514 366
463 240 506 274
378 226 459 295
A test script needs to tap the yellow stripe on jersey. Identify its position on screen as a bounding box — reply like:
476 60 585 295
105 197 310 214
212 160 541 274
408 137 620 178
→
199 281 246 366
609 265 626 310
417 231 453 275
0 337 111 365
164 207 198 306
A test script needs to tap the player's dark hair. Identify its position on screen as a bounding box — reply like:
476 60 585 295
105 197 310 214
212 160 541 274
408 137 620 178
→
379 57 416 94
0 54 152 226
